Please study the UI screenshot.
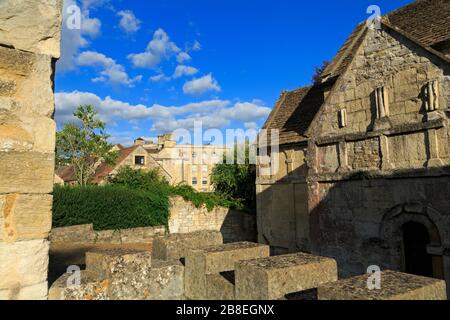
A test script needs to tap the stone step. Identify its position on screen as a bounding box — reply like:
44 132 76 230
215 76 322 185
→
318 270 447 300
235 252 338 300
185 242 270 300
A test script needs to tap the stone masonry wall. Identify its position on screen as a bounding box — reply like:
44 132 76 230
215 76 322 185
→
168 196 256 243
0 0 62 300
308 25 450 296
309 176 450 287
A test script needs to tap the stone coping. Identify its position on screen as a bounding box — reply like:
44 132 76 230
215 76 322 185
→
200 242 265 253
239 252 334 270
318 270 447 300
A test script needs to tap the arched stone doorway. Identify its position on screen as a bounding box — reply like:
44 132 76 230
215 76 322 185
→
402 221 442 278
380 202 446 281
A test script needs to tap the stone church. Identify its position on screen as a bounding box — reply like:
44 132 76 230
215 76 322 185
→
257 0 450 294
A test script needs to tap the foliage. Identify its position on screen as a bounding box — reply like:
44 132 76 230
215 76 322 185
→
210 143 256 212
312 60 330 83
108 165 167 189
53 184 168 230
169 183 244 211
56 105 118 186
53 165 249 230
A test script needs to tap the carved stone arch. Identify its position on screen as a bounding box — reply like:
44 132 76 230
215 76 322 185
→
379 201 446 274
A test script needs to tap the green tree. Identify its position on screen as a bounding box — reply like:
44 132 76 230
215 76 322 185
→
56 105 118 186
210 142 256 212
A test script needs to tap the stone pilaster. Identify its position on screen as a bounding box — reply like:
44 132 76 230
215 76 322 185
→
426 128 444 168
0 0 62 300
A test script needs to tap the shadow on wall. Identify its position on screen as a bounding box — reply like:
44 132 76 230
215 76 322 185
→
307 165 450 295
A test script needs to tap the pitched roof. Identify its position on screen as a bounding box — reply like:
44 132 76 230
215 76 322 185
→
91 145 138 184
384 0 450 48
262 0 449 146
56 166 76 182
263 83 328 145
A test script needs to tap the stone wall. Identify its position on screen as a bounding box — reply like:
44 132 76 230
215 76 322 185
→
307 25 450 296
0 0 62 300
256 144 310 254
168 196 256 243
50 224 166 245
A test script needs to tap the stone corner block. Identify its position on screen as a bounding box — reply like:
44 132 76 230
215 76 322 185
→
235 252 338 300
0 0 63 58
185 242 269 300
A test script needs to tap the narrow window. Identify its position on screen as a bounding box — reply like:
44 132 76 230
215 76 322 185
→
192 177 198 185
202 177 208 185
192 165 198 173
202 165 208 173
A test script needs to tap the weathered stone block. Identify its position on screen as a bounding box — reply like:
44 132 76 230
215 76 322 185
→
0 193 52 242
49 224 96 244
318 270 447 300
0 239 49 290
0 78 16 96
0 151 54 194
50 260 185 300
152 231 223 261
0 281 48 300
185 242 269 299
94 230 122 244
235 252 338 300
86 249 152 280
206 273 235 300
108 259 184 300
17 54 56 117
48 270 109 300
119 226 165 244
0 0 63 58
0 46 34 76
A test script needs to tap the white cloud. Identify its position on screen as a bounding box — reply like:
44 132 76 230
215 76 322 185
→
55 91 271 134
128 28 180 68
192 40 201 51
57 0 102 72
176 52 192 63
183 73 221 95
76 51 142 87
150 73 170 82
173 65 199 79
117 10 141 34
244 122 259 130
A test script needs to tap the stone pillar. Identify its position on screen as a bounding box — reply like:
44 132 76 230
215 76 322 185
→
0 0 62 300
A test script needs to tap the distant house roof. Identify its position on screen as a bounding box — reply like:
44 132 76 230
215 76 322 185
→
90 145 138 184
261 0 450 146
56 166 76 182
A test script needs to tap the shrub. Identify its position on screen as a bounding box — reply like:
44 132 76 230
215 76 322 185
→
53 184 169 230
211 144 256 213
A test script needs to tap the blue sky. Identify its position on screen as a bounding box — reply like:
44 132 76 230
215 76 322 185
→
55 0 413 146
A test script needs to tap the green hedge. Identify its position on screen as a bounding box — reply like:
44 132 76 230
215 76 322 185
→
53 185 168 230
